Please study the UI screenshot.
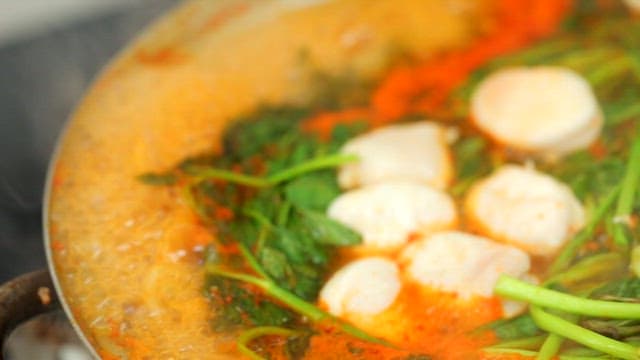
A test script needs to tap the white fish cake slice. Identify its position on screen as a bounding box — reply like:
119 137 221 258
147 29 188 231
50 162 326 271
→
400 231 531 300
338 121 453 189
471 66 603 157
327 181 457 250
319 257 401 317
625 0 640 12
465 165 585 256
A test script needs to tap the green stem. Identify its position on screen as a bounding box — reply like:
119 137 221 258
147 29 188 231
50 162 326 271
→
495 275 640 319
537 333 566 360
613 137 640 247
243 209 275 229
238 243 270 279
254 226 269 255
558 47 619 73
548 185 620 275
560 356 619 360
483 347 539 357
607 102 640 126
193 168 270 187
277 201 292 227
587 55 631 86
204 264 390 347
180 184 211 223
530 306 640 360
237 326 300 360
189 153 358 187
545 252 624 287
536 313 581 360
485 335 547 350
265 154 358 185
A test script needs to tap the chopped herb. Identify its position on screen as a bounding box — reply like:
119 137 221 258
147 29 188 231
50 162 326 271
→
591 279 640 302
136 172 177 186
285 332 313 360
485 315 540 341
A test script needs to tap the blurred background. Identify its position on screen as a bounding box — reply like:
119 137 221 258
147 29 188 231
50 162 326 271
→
0 1 176 358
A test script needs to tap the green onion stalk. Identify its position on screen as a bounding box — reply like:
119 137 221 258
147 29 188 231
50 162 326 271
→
612 137 640 247
496 276 640 359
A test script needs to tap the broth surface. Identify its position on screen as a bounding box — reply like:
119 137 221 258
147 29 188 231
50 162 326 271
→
48 0 490 358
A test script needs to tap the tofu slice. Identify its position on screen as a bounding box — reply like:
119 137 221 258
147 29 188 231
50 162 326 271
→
328 181 457 250
470 66 603 157
338 121 453 189
400 231 531 300
319 257 401 317
465 165 585 256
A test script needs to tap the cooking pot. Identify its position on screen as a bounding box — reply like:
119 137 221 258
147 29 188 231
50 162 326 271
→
0 0 515 357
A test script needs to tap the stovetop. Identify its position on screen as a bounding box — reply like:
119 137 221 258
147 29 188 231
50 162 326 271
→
0 1 176 358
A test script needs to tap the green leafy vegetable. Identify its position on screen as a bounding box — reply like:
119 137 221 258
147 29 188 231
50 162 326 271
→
296 208 361 246
237 326 302 360
486 315 540 341
205 275 295 331
284 172 341 211
451 136 493 196
136 172 177 186
591 279 640 302
285 332 313 360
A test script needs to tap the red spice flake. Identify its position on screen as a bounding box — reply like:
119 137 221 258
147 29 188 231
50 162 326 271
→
248 155 267 175
214 206 235 221
136 47 187 66
406 232 422 243
51 240 65 251
216 242 240 255
108 319 121 339
51 166 66 190
589 139 608 159
303 108 372 139
231 163 244 174
98 352 120 360
372 0 572 120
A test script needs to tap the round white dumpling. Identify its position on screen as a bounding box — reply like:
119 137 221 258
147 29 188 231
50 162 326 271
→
338 121 453 189
328 181 457 250
465 165 585 256
400 231 531 300
471 66 602 157
319 257 401 317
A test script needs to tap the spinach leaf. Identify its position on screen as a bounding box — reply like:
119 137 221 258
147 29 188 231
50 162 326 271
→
546 153 625 201
205 275 295 331
591 278 640 302
296 208 361 246
484 315 540 340
223 107 310 161
284 172 341 211
451 136 492 196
